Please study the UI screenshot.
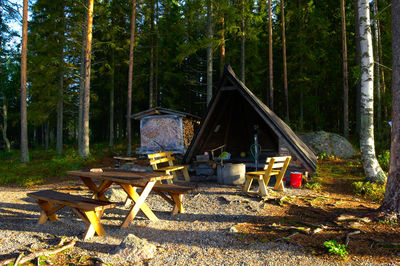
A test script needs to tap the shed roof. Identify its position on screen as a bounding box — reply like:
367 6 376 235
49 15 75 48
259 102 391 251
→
183 65 317 172
131 107 201 120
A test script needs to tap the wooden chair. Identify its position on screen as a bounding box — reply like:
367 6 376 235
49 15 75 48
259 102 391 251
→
242 156 291 196
148 151 190 183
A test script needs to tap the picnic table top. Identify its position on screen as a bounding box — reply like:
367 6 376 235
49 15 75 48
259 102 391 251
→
67 169 172 183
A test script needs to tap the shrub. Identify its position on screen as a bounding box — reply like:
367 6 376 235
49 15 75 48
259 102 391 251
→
378 150 390 172
352 181 386 203
324 240 348 258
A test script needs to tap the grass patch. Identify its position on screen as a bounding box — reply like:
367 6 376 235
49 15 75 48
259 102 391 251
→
0 144 119 186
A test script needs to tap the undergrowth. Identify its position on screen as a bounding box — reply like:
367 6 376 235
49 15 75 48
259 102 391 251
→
352 180 386 203
0 143 122 186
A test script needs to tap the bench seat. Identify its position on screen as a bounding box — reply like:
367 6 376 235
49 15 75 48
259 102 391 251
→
28 190 115 240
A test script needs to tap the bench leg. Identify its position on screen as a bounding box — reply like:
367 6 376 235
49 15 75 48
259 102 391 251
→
243 177 253 193
257 179 268 197
169 193 184 215
182 167 190 182
71 208 106 240
165 170 174 184
120 181 158 228
37 200 62 224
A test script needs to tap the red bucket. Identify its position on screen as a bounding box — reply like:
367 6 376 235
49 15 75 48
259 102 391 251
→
290 172 303 188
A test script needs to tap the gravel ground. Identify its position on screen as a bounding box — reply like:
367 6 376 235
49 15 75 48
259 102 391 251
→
0 180 364 265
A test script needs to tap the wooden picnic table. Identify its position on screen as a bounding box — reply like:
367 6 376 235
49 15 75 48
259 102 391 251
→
67 169 172 228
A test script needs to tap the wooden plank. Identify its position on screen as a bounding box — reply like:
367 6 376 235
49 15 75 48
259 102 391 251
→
84 210 105 239
113 156 137 161
147 151 173 159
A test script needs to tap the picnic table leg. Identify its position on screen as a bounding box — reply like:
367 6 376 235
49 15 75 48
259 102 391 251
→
80 177 112 201
119 182 158 227
170 193 184 215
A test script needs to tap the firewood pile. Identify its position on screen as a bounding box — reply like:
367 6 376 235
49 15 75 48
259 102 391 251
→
183 118 196 147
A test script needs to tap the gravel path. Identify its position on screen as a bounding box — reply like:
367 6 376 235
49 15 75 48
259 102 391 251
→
0 181 359 265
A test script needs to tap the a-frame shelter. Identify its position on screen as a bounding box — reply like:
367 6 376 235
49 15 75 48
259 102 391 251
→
183 65 317 173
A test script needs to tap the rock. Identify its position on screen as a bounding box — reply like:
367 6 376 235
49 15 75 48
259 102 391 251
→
299 131 357 159
115 234 156 263
104 188 128 203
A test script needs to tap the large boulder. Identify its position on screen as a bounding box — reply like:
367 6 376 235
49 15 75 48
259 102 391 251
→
115 234 156 263
299 131 357 159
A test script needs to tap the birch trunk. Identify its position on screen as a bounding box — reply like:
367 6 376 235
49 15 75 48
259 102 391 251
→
206 0 213 105
80 0 94 158
373 3 381 136
380 0 400 213
354 0 361 135
127 0 137 156
268 0 274 110
1 98 10 152
358 0 386 182
341 0 349 139
20 0 29 163
281 0 289 122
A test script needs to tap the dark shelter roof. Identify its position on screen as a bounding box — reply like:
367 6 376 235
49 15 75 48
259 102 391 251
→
182 65 317 173
131 107 201 120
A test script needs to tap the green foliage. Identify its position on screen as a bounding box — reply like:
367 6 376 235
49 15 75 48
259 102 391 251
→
318 152 336 160
0 147 101 186
378 150 390 172
323 240 348 258
304 177 322 192
352 181 386 203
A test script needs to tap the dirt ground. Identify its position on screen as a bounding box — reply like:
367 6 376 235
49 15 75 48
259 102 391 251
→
3 157 399 265
235 158 400 264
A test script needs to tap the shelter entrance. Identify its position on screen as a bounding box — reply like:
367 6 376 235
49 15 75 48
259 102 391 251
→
198 90 279 166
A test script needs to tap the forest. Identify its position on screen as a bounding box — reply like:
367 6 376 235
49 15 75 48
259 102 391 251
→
0 0 392 154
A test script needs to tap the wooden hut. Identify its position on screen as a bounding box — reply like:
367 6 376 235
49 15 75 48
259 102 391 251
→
132 107 200 154
183 65 317 173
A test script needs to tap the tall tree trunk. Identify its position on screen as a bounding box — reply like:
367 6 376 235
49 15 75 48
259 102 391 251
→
281 0 289 122
220 16 225 77
268 0 274 110
79 0 94 158
45 120 49 150
155 0 159 106
20 0 29 163
56 5 65 153
78 2 88 150
1 98 10 153
241 0 245 83
374 0 387 120
109 29 115 147
354 0 361 135
149 0 155 108
206 0 213 105
127 0 137 156
341 0 349 138
373 1 382 137
380 0 400 213
358 0 386 183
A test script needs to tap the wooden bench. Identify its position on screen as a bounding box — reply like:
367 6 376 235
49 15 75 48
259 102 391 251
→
243 156 291 196
27 190 116 240
113 156 137 168
128 181 195 215
148 152 190 183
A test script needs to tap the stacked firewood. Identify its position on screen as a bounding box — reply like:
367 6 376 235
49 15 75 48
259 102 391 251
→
183 119 196 147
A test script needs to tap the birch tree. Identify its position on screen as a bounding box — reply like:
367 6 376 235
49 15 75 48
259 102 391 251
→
380 0 400 214
358 0 386 182
341 0 349 139
20 0 29 163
